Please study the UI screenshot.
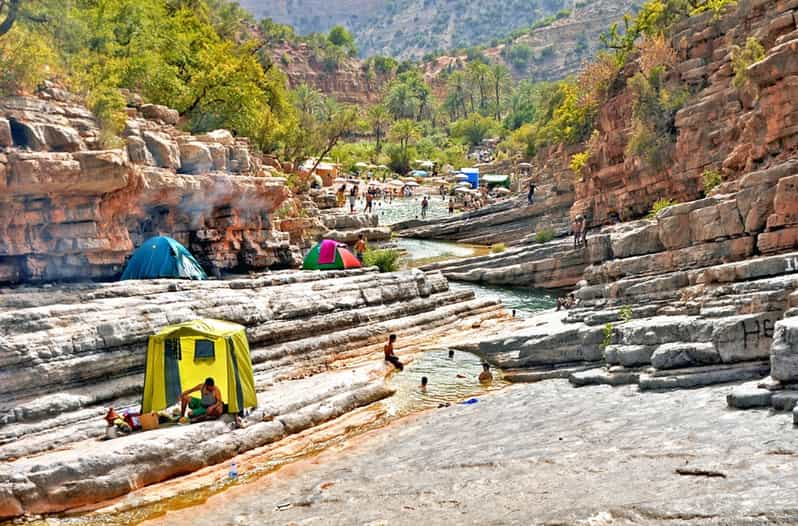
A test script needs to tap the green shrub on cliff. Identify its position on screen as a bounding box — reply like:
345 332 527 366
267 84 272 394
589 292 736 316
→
534 228 555 244
731 37 765 89
702 169 722 194
569 152 589 174
363 249 402 273
647 198 678 219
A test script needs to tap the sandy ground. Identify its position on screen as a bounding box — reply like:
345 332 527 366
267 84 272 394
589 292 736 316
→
144 380 798 525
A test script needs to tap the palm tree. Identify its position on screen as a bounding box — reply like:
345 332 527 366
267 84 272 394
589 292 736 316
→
385 82 419 120
390 119 420 159
489 64 511 121
446 70 468 119
368 104 390 154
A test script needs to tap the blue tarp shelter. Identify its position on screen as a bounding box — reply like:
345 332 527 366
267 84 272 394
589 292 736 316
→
461 168 479 189
121 236 207 280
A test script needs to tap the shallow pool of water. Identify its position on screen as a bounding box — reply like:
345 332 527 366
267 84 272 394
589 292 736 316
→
375 195 451 225
396 237 481 262
380 349 508 419
450 282 557 317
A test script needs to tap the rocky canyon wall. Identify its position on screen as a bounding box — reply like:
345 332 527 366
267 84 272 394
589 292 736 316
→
574 0 798 228
0 90 299 285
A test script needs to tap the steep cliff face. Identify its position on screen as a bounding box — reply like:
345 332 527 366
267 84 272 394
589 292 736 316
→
269 42 393 105
574 0 798 232
0 91 298 285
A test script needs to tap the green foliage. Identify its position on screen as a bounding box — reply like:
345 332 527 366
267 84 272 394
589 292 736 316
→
647 198 678 218
0 0 296 151
449 114 495 146
569 152 589 174
601 322 614 350
619 305 633 323
327 25 357 56
504 43 533 70
534 228 555 243
490 243 507 253
625 66 689 171
0 24 56 95
363 248 401 272
730 37 765 89
702 169 722 194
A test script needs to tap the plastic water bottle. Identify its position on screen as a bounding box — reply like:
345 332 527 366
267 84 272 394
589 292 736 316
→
229 462 238 480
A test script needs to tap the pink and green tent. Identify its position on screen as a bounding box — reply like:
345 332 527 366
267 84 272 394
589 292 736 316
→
302 239 362 270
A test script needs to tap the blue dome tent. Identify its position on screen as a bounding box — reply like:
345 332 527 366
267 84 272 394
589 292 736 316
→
121 236 207 281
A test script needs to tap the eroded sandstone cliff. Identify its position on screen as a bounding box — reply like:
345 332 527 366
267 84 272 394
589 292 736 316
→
0 91 298 285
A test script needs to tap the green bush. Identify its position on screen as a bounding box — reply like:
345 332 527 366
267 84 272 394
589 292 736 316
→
702 169 722 195
647 198 678 219
601 322 614 349
490 243 507 253
363 249 401 272
569 152 589 174
619 305 633 323
731 37 765 89
535 228 555 244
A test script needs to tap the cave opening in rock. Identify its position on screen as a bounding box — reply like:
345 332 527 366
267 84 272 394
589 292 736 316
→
9 118 33 148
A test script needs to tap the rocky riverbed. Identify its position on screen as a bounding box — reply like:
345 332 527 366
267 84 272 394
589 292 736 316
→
143 380 798 526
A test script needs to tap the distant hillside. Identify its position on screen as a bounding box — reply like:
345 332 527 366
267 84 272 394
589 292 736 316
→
239 0 639 60
423 0 642 83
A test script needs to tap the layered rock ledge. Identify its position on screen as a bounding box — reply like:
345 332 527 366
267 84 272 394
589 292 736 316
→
0 268 505 519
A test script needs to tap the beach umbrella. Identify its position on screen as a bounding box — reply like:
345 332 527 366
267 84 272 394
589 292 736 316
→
333 177 347 184
354 162 369 168
376 164 389 170
518 162 533 168
454 187 474 194
389 179 405 187
494 187 512 195
405 181 420 187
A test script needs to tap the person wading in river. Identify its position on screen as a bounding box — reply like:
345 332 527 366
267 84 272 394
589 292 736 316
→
421 196 429 218
384 334 404 371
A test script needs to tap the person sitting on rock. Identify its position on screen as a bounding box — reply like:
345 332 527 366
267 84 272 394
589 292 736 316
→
384 334 404 371
420 376 428 392
181 377 223 421
478 363 493 384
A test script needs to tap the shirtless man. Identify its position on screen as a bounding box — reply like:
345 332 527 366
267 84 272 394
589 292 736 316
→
181 377 223 420
384 334 404 371
573 215 584 249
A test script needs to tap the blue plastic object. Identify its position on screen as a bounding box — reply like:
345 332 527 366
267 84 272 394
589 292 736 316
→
461 398 479 405
121 236 207 280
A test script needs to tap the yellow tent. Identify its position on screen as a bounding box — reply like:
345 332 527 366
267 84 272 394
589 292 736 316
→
141 319 257 414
